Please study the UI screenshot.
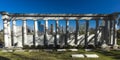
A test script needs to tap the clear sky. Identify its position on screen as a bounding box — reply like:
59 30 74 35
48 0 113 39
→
0 0 120 30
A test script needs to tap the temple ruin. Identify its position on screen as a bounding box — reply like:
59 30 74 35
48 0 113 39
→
0 11 119 49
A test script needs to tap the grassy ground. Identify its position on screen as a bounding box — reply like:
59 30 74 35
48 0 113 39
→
0 49 119 60
117 39 120 45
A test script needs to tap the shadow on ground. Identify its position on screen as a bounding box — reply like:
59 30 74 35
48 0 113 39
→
96 50 120 60
0 56 10 60
10 53 35 60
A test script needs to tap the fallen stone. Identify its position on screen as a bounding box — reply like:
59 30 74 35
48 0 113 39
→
85 49 93 51
57 49 66 51
71 54 84 58
1 50 13 52
68 49 78 51
113 45 118 50
44 49 53 52
85 54 99 58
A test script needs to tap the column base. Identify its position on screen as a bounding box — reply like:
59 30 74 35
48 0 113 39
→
101 43 110 51
113 44 118 50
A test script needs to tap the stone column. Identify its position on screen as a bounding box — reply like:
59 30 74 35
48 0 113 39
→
113 20 118 45
85 20 89 49
2 14 10 48
23 20 27 46
7 20 12 47
12 20 17 46
65 20 69 46
34 20 38 37
54 20 58 47
95 20 99 47
110 20 114 45
44 19 48 46
113 20 115 45
115 22 118 45
104 20 109 44
34 19 38 46
109 20 112 45
75 20 79 45
113 20 118 49
3 20 9 47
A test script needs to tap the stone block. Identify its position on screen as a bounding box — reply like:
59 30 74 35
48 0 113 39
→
71 54 84 58
14 50 25 52
1 50 13 52
44 49 53 52
57 49 66 51
29 49 40 52
85 49 93 51
85 54 99 58
68 49 78 51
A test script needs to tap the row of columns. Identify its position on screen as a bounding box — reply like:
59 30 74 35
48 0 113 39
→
2 16 118 48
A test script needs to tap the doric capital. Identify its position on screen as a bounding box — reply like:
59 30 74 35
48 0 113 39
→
1 11 10 20
0 11 9 15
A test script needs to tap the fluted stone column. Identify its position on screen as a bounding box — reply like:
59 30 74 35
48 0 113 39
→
108 20 110 44
54 19 58 47
34 20 38 37
23 20 27 46
75 20 79 45
65 20 69 46
95 20 99 47
2 13 10 48
12 20 17 46
101 20 105 44
104 20 109 44
2 12 11 48
114 22 118 45
113 20 118 45
34 20 38 46
7 20 12 47
3 20 9 47
44 19 48 46
54 20 58 47
85 20 89 49
109 20 112 45
113 20 118 49
113 20 115 45
109 20 114 45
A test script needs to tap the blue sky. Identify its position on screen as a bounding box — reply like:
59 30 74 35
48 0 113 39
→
0 0 120 30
